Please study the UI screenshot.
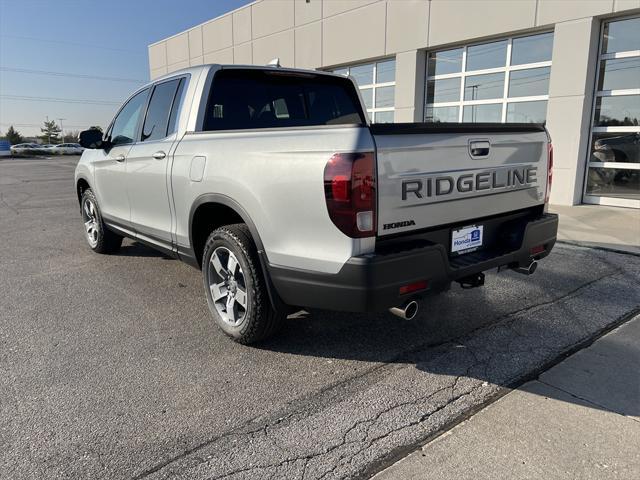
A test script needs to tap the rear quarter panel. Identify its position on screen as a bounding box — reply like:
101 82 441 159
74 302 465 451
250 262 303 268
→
171 126 375 274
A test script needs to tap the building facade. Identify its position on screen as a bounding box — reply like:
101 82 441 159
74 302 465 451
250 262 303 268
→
149 0 640 208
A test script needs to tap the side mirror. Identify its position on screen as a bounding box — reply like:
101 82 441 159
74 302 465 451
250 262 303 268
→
79 129 109 149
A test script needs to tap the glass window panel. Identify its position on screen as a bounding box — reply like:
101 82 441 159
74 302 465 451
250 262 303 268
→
366 110 373 121
359 88 373 109
594 95 640 126
376 59 396 83
427 77 461 103
464 72 504 100
590 132 640 163
462 103 502 122
375 86 395 108
142 79 180 142
333 68 349 76
508 67 551 98
374 111 394 123
586 167 640 199
110 89 148 145
506 101 548 123
427 48 463 76
597 57 640 91
349 63 374 86
603 17 640 54
466 40 508 71
425 106 459 123
511 32 554 65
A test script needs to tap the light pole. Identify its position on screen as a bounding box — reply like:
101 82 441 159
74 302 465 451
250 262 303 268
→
57 118 66 143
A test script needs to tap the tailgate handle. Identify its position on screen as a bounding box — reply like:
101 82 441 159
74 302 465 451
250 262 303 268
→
469 140 490 158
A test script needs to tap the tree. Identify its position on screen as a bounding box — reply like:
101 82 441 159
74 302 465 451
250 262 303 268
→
40 119 61 143
5 125 24 145
63 130 80 143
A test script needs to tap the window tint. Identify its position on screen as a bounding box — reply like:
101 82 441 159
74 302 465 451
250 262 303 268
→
142 79 181 142
425 106 459 123
506 101 548 123
167 77 186 136
603 17 640 53
349 64 374 86
511 32 554 65
508 67 550 98
203 70 366 131
110 89 148 146
427 78 461 103
464 72 504 100
598 57 640 91
463 104 502 122
466 40 508 71
427 48 463 76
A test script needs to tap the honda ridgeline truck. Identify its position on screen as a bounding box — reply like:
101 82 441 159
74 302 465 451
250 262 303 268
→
75 64 558 344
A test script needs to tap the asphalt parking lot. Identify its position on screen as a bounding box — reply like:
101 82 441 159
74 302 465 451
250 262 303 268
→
1 156 639 480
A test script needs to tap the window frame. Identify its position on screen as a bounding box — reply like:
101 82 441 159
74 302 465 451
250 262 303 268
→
331 58 396 123
200 68 367 132
583 15 640 208
424 31 554 124
140 74 189 143
106 87 150 147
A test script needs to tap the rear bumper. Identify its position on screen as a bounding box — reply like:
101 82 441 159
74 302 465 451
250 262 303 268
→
269 213 558 312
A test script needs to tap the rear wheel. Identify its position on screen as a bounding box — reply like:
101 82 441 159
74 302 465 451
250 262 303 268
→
202 224 285 344
80 189 122 253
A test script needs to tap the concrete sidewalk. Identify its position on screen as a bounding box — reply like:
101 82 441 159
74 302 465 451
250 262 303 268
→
550 204 640 255
374 314 640 480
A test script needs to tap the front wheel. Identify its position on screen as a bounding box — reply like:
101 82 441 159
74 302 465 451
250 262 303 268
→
80 189 123 254
202 224 285 344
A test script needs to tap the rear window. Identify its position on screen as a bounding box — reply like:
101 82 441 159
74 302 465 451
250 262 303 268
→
202 69 366 131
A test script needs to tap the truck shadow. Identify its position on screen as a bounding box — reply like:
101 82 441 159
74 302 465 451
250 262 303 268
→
117 241 174 259
257 262 639 417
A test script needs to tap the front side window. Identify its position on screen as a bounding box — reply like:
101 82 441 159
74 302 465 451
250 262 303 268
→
202 69 365 131
110 89 148 145
425 32 553 124
142 78 182 142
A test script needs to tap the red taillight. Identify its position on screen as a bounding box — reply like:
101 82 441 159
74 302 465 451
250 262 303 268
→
545 143 553 204
324 152 376 238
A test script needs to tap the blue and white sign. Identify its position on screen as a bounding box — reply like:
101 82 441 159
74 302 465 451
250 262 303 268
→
451 224 484 254
0 140 10 157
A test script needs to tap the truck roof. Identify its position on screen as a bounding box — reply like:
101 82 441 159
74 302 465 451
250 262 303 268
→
150 63 342 86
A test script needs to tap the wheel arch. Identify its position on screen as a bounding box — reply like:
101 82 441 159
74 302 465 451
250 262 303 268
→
189 194 284 309
76 177 91 204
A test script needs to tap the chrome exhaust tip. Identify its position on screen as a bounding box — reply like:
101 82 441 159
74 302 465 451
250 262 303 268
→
512 259 538 275
389 300 419 320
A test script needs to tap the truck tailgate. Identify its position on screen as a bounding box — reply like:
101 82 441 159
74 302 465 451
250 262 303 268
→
372 123 549 237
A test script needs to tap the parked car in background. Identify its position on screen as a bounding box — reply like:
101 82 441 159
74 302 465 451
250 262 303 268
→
10 143 41 155
52 143 84 155
0 140 10 157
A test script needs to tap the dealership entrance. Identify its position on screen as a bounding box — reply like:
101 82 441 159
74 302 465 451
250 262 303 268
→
584 15 640 208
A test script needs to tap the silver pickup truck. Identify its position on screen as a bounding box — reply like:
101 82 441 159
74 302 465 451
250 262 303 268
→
75 64 558 344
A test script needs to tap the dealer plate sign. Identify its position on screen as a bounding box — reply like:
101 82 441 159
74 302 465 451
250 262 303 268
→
451 225 484 254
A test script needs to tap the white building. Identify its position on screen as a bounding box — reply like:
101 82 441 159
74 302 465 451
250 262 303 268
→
149 0 640 208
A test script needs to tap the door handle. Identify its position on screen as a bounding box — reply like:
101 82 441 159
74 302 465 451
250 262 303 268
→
115 154 126 162
152 151 166 160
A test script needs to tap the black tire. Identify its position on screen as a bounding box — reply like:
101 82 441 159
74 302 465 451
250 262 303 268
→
202 224 285 344
80 189 123 254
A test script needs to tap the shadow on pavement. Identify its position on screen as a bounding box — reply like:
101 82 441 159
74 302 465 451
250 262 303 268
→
256 259 640 417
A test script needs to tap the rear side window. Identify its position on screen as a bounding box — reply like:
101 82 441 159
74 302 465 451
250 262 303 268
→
202 69 366 131
142 78 182 142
